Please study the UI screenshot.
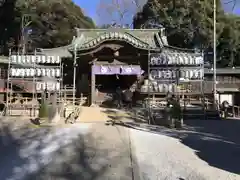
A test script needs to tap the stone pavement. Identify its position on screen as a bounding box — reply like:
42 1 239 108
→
0 120 134 180
0 116 239 180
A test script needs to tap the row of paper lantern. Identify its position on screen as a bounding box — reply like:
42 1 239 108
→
141 83 176 93
141 83 194 93
150 69 203 79
10 68 61 77
10 55 60 64
150 82 176 92
149 55 203 65
36 82 60 91
179 69 203 79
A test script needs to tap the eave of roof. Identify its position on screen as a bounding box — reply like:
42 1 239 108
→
69 28 163 52
38 45 72 58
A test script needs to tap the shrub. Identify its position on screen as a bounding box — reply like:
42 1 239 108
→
170 99 182 120
39 100 49 118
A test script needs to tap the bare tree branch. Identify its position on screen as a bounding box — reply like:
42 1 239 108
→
223 0 237 11
97 0 146 26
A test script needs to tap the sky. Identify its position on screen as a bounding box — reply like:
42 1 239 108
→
74 0 240 25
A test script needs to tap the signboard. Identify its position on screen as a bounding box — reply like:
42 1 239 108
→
92 65 143 75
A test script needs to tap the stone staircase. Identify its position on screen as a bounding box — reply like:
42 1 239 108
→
76 106 133 123
76 106 110 123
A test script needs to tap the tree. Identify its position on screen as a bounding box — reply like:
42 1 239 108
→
97 0 146 26
217 14 240 66
133 0 240 66
0 0 95 54
134 0 225 48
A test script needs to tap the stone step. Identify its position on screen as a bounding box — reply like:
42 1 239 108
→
183 109 220 120
77 107 133 123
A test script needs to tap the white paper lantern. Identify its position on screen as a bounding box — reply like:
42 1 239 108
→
26 68 30 76
50 69 55 77
36 68 41 76
36 82 42 91
47 82 54 91
42 56 46 63
189 70 194 78
21 56 26 64
169 84 173 92
16 69 21 76
152 81 158 91
17 56 21 64
20 69 25 77
41 56 46 64
55 56 60 63
158 84 163 92
46 69 51 77
55 82 60 90
179 56 184 64
30 68 35 76
163 55 168 64
11 68 16 76
158 70 162 79
35 55 41 63
31 56 35 63
26 56 31 64
55 69 60 77
184 56 189 65
189 56 193 64
42 83 46 90
11 55 17 63
150 70 157 79
50 56 54 64
41 69 46 76
46 56 53 63
45 56 50 63
196 70 200 78
164 70 172 79
176 55 180 65
185 70 189 79
164 84 168 92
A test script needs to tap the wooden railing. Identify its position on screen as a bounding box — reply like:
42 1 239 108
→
7 95 87 105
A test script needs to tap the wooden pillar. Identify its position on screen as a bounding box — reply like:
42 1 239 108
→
90 65 95 106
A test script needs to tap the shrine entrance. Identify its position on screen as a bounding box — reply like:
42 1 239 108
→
96 75 137 91
91 64 142 105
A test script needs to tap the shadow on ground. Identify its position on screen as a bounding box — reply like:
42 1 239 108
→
114 119 240 175
0 118 129 180
101 107 148 124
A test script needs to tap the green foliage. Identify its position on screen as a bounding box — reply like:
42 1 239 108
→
39 99 49 118
170 99 182 120
0 0 95 54
133 0 240 67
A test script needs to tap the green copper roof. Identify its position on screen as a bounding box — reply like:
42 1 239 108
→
69 28 166 52
39 45 72 58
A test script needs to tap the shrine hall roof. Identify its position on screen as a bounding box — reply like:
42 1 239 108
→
68 28 166 52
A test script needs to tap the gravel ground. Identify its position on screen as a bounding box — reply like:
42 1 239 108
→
0 121 132 180
0 117 239 180
129 121 240 180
